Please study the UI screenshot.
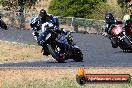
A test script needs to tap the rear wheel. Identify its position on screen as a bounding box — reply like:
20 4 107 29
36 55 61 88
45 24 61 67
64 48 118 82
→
47 44 66 63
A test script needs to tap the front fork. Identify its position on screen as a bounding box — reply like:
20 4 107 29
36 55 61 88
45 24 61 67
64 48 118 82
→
111 30 128 44
118 31 131 42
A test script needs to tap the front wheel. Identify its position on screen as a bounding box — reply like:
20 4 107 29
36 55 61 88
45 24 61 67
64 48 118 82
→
0 19 7 30
73 48 83 62
122 36 132 50
47 44 66 63
118 42 128 51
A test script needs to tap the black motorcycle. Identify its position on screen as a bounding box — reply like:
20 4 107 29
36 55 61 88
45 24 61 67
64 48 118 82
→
0 16 7 30
40 25 83 63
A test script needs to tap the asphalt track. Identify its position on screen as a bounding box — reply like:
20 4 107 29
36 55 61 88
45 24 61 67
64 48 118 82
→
0 28 132 67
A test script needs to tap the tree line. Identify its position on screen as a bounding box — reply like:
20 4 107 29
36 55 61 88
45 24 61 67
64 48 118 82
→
0 0 131 19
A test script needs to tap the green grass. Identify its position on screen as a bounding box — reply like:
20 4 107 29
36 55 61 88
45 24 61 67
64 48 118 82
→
1 77 132 88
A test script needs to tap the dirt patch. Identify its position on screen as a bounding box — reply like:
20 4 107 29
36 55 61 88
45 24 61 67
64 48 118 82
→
0 41 47 62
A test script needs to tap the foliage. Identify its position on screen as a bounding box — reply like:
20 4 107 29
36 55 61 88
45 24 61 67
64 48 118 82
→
117 0 131 8
0 0 17 11
117 0 132 14
90 2 112 20
94 2 123 19
22 0 38 11
117 0 125 8
48 0 107 19
0 0 37 11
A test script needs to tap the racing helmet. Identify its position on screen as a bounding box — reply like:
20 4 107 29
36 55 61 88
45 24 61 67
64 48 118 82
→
123 14 130 21
39 9 47 18
105 12 115 23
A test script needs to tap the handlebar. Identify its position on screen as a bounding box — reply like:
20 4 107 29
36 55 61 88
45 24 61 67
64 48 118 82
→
114 21 123 24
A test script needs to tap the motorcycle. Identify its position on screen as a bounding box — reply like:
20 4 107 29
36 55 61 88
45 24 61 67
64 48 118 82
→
40 22 83 63
0 16 7 30
105 22 132 51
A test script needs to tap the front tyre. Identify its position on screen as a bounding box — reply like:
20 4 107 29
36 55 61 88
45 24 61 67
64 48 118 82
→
73 48 83 62
0 19 7 30
118 42 128 51
122 36 132 50
47 44 66 63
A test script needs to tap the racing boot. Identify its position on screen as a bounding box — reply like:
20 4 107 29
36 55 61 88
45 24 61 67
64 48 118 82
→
41 47 50 56
111 37 118 48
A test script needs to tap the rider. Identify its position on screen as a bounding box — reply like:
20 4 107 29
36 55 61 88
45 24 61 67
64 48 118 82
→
123 14 132 35
30 9 69 55
30 9 57 37
30 9 60 55
103 12 122 48
104 12 119 35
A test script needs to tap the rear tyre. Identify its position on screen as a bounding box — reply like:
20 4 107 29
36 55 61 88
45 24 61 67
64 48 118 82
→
47 44 66 63
0 19 7 30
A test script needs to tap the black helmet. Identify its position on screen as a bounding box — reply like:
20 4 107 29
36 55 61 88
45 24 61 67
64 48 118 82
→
40 9 47 18
105 12 115 23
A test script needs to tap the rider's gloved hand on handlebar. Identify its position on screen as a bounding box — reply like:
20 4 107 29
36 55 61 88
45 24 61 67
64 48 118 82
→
114 20 123 24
